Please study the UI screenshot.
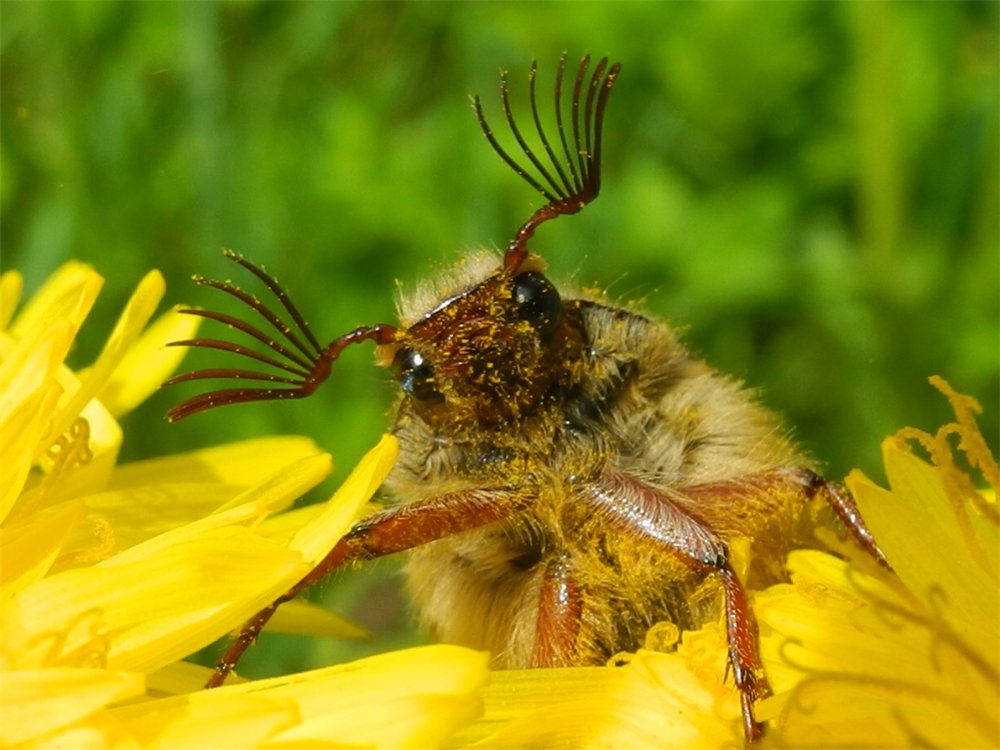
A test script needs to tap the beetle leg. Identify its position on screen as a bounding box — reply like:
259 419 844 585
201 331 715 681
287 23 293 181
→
584 469 769 742
680 468 889 568
532 554 584 667
810 473 890 568
206 488 530 688
584 466 888 742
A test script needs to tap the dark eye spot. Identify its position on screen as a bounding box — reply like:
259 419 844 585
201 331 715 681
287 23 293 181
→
513 271 562 337
393 348 443 402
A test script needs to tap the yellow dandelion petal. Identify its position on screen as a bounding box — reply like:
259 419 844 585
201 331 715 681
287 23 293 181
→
267 598 372 641
53 439 327 563
0 349 62 521
144 660 218 696
0 269 24 328
256 499 328 543
0 499 87 592
235 644 487 748
289 434 398 564
122 693 300 750
5 525 306 673
97 305 201 418
51 448 331 574
7 261 102 349
0 668 143 746
221 452 333 517
106 541 302 674
108 435 323 490
19 712 140 750
104 645 487 750
0 308 77 521
46 269 164 453
448 665 612 748
0 307 67 411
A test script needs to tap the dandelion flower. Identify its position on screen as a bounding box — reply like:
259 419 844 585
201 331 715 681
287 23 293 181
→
755 376 999 748
0 263 487 749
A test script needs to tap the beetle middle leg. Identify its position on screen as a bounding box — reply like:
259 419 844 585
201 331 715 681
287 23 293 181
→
581 469 771 742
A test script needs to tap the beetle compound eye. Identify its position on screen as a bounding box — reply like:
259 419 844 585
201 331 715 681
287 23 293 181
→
394 348 443 402
513 271 562 337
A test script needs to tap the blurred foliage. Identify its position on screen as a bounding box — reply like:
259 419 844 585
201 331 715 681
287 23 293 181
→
3 2 997 676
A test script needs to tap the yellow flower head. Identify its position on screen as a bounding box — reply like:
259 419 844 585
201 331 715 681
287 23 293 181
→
0 264 487 749
755 376 999 748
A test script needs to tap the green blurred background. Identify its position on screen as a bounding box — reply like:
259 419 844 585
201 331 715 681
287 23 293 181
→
3 2 998 677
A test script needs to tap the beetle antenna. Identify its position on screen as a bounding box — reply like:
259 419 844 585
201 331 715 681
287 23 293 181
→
163 250 397 422
473 53 621 274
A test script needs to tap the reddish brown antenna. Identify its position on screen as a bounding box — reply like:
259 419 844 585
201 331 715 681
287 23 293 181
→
163 250 398 422
473 53 622 274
